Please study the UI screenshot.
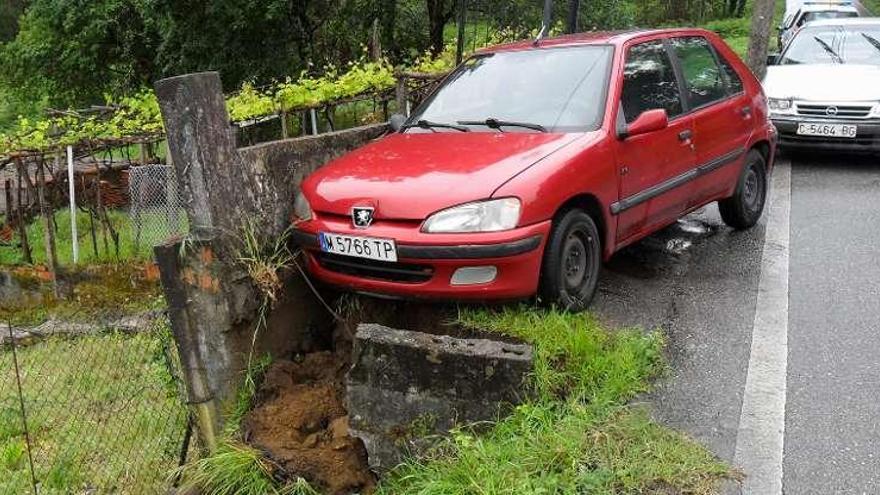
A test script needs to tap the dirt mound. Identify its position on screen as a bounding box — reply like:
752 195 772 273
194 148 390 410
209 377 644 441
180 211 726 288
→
243 352 375 494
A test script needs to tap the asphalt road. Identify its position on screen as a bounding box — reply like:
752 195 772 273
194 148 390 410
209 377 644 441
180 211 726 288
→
592 153 880 494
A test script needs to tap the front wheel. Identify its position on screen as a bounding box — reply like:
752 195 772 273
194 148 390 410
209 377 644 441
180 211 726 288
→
539 210 602 312
719 150 768 230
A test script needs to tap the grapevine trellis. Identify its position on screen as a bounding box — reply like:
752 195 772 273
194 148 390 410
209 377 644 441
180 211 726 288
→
0 27 538 274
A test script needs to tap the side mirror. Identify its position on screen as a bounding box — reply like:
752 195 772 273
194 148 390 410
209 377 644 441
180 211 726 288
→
767 53 780 66
389 113 407 132
622 109 668 139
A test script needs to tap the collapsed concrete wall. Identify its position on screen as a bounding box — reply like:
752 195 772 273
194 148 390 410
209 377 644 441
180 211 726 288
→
152 71 387 447
347 323 534 471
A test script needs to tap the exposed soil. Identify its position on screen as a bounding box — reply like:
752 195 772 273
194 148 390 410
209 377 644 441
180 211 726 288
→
243 351 376 495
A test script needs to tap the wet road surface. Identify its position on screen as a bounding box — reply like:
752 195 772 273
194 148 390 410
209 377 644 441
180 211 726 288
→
592 154 880 494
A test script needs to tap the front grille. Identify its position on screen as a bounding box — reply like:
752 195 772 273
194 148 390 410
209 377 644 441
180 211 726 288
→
796 103 873 119
315 252 434 283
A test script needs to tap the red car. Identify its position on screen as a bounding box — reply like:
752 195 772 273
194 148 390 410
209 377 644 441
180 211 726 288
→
292 28 777 311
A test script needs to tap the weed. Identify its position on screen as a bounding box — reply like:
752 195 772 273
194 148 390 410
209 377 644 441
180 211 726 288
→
175 442 316 495
378 306 731 494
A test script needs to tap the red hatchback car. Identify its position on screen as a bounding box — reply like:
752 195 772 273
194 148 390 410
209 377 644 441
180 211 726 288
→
292 28 777 311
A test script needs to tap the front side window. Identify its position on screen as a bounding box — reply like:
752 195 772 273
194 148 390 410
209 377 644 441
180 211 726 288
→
671 36 727 109
781 25 880 66
408 45 613 133
621 40 683 123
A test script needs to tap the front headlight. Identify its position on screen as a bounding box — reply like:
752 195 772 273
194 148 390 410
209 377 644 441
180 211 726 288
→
768 97 793 113
293 192 313 222
871 103 880 118
422 198 521 233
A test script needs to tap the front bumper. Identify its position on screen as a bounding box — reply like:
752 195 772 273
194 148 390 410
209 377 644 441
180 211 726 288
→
292 216 551 301
772 116 880 152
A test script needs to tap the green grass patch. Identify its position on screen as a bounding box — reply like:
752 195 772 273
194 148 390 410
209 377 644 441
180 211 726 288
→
0 208 186 267
0 326 188 494
378 307 732 494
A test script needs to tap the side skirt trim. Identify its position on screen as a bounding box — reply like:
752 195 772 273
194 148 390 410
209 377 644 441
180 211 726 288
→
610 147 746 215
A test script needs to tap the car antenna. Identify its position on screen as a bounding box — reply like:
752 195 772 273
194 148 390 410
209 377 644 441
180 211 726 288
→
534 0 554 46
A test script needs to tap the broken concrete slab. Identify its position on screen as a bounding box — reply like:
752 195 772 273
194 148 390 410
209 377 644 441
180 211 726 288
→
346 323 534 472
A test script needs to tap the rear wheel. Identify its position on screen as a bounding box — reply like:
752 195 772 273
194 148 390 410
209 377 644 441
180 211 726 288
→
539 209 601 312
719 150 768 229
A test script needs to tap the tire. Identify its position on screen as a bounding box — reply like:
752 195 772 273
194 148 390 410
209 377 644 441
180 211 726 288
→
538 209 602 312
719 150 768 230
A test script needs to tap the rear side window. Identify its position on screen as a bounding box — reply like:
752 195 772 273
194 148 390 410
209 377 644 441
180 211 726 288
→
717 53 744 94
621 41 683 123
670 36 727 108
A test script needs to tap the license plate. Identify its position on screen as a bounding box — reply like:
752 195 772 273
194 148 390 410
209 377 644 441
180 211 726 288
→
796 123 857 138
319 232 398 262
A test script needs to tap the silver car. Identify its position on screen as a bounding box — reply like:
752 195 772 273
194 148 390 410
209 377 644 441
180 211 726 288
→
765 18 880 152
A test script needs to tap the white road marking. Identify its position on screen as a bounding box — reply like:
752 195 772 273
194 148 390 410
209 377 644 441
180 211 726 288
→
734 159 791 495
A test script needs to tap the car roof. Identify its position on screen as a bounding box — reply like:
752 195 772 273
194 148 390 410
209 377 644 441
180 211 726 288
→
803 16 880 27
478 28 716 54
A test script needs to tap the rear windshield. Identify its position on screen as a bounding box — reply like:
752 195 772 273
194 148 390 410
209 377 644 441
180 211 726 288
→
781 25 880 65
408 45 613 133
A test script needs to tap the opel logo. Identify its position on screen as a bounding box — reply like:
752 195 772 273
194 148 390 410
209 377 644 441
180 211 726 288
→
826 106 839 117
352 206 375 229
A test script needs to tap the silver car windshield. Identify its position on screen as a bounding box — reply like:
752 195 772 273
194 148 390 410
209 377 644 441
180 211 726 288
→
781 25 880 65
408 45 613 133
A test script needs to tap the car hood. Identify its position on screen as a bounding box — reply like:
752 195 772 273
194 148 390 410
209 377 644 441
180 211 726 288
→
763 64 880 101
303 131 583 220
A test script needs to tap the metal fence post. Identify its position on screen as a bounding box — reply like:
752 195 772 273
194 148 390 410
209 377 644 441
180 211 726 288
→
7 322 39 495
67 146 79 264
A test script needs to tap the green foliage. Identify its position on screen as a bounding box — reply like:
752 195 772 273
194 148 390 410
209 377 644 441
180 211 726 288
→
0 208 169 266
176 442 318 495
378 307 732 494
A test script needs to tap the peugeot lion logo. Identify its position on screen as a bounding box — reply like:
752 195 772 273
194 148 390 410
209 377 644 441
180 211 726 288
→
826 106 839 117
352 206 375 229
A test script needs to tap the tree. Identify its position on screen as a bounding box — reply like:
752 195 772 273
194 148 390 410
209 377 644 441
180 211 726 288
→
747 0 776 79
0 0 161 107
0 0 26 42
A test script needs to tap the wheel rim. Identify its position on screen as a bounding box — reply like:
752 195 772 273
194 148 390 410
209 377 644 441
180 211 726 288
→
742 165 763 212
563 233 588 289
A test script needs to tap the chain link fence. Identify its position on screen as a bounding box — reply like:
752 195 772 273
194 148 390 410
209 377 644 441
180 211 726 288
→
1 311 192 494
128 164 187 255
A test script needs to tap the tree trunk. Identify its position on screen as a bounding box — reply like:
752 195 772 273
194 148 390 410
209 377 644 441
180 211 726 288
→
747 0 776 80
426 0 453 55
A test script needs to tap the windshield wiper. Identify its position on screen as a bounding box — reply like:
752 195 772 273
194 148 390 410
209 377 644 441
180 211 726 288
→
401 119 470 133
813 36 844 64
457 118 548 133
860 32 880 55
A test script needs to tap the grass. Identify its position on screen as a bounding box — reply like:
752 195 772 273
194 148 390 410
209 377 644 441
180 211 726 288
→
174 355 321 495
377 307 732 494
0 324 189 494
0 208 186 267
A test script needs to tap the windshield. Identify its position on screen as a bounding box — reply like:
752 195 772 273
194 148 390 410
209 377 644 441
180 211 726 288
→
800 11 858 25
781 25 880 65
407 45 613 133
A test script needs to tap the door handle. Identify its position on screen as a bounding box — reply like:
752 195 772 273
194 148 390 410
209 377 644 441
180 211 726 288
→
740 105 752 117
678 130 693 142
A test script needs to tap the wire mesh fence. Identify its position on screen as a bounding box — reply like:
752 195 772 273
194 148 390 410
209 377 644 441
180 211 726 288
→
128 164 187 255
1 311 192 494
